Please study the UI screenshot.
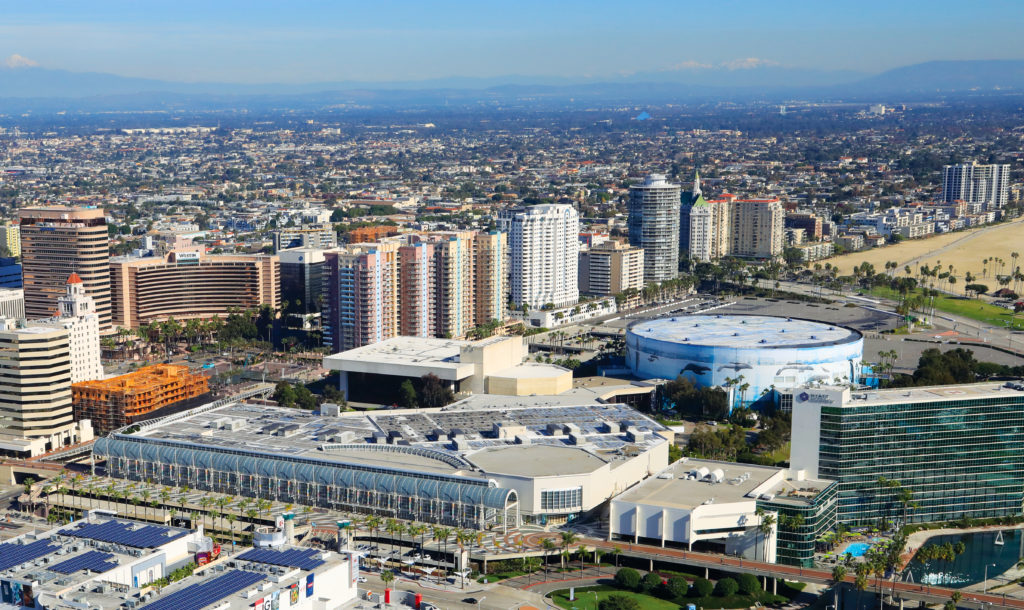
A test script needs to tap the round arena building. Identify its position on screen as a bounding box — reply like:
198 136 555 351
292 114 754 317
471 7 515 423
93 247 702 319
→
626 314 863 404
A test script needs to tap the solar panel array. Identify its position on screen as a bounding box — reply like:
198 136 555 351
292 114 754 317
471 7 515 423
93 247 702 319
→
140 569 265 610
237 547 325 571
62 520 187 548
50 550 119 574
0 538 59 571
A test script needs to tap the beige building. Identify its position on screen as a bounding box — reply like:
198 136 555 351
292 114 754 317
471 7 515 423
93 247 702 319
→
730 198 785 259
473 231 507 325
19 207 112 331
324 334 570 399
0 224 20 257
110 250 280 327
579 240 644 296
428 231 476 339
0 319 94 457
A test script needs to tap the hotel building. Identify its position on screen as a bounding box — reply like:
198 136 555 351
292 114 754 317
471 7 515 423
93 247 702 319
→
790 383 1024 526
110 251 280 327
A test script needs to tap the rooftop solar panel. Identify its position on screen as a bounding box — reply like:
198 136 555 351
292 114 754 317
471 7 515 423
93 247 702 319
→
237 547 325 571
50 550 119 574
140 569 265 610
62 520 187 548
0 538 59 572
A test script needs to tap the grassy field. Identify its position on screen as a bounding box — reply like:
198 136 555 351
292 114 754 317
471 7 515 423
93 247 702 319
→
827 217 1024 281
867 286 1024 330
549 584 791 610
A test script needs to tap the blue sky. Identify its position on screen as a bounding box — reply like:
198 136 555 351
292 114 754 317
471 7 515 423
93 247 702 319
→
0 0 1021 83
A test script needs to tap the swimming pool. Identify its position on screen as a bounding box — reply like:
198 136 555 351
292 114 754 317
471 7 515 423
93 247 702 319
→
845 542 871 557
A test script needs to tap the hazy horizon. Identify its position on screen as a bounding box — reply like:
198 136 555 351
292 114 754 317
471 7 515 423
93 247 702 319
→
1 0 1022 85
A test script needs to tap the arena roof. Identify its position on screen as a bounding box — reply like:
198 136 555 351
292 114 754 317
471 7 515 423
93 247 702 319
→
627 314 861 350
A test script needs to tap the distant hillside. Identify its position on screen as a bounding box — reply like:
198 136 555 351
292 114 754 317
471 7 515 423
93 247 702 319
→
853 60 1024 94
0 59 1023 111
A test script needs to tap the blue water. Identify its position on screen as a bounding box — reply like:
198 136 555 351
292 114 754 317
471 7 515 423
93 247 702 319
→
845 542 871 557
908 530 1023 588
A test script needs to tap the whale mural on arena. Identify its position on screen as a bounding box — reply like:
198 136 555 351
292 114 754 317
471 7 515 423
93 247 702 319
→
627 314 864 408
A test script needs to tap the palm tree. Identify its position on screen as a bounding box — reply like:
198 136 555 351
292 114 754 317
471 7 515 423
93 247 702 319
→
216 497 229 538
832 565 847 609
756 509 776 563
384 519 402 564
226 513 237 544
854 563 870 608
559 531 578 569
408 523 428 571
610 546 622 569
380 569 395 592
594 549 605 575
575 545 587 578
540 538 557 580
159 489 171 521
104 483 116 512
432 526 452 582
199 496 213 530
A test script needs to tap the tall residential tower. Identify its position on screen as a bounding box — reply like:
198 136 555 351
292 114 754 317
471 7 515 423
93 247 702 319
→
628 174 681 283
499 204 579 309
941 162 1011 210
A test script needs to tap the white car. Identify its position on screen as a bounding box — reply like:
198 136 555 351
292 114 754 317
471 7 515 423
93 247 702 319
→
357 576 368 583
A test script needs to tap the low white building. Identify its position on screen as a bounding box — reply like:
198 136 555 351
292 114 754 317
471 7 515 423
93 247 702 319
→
610 458 837 565
511 298 617 329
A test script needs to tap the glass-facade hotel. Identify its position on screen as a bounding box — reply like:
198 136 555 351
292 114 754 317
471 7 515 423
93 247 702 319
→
791 384 1024 527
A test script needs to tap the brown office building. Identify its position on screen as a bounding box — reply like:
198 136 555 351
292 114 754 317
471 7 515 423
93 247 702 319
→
110 251 280 327
19 207 112 332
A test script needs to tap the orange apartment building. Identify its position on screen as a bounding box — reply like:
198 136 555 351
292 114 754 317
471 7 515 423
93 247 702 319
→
72 364 209 434
347 225 399 244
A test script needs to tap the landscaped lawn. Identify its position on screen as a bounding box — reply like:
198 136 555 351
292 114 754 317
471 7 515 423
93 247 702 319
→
548 585 790 610
867 286 1024 330
549 585 680 610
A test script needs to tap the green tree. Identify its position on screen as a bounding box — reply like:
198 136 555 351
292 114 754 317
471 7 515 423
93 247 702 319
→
737 573 762 595
398 380 418 408
640 572 662 594
613 567 641 591
273 381 297 408
418 373 454 408
714 577 739 597
666 576 689 599
691 577 714 598
599 593 642 610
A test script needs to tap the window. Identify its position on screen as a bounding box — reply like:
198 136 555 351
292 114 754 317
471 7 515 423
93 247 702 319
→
541 487 582 512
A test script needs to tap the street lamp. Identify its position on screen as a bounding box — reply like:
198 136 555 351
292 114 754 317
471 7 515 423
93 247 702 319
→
984 563 996 594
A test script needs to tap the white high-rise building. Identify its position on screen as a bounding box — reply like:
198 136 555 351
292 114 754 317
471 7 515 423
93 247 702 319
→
499 204 579 309
0 318 94 458
941 162 1010 210
688 196 714 262
36 274 103 383
628 174 681 283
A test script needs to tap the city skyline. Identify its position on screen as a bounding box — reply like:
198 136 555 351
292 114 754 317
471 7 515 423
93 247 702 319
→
0 0 1021 84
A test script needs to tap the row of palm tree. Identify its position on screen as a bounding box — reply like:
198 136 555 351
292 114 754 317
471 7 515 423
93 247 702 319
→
42 476 282 543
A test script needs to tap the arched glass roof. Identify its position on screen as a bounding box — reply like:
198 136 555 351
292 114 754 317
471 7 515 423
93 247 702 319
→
94 437 516 510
